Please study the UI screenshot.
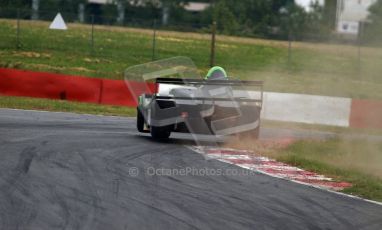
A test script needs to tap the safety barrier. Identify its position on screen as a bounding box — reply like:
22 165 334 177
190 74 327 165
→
1 68 381 129
0 68 155 107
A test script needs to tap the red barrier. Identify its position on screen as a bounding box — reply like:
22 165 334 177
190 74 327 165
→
100 79 156 107
0 68 155 107
2 68 381 129
350 99 382 129
0 68 101 103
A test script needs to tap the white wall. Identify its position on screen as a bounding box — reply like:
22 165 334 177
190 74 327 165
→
261 92 352 127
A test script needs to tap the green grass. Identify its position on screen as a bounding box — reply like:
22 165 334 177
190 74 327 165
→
0 20 283 79
0 95 136 117
1 19 382 99
277 139 382 201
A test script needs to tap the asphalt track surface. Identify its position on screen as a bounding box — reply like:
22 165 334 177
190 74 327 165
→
0 108 381 230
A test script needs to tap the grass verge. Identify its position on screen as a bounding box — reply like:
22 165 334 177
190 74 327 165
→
0 96 136 117
279 139 382 202
226 138 382 202
279 153 382 202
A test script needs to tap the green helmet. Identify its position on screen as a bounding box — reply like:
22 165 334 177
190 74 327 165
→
205 66 228 80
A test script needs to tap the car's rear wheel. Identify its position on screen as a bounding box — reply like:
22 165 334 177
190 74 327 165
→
137 108 145 133
150 126 171 139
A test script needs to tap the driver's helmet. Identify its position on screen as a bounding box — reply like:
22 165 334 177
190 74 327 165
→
205 66 228 80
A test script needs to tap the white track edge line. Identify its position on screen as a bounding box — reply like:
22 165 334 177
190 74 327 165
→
186 146 382 207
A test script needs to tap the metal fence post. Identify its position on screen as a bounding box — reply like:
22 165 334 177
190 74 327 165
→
90 15 95 55
357 21 364 77
288 31 292 67
152 19 157 61
210 21 217 67
16 9 21 50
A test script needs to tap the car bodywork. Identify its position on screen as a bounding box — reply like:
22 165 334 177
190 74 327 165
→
137 77 263 139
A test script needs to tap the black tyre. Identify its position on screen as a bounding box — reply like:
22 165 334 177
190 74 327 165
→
137 108 145 133
150 126 171 139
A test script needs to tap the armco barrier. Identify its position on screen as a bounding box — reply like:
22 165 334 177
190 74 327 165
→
0 68 381 129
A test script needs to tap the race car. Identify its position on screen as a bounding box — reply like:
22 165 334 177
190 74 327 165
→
136 66 263 139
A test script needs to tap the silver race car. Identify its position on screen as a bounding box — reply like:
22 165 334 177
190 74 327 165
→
136 67 263 139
